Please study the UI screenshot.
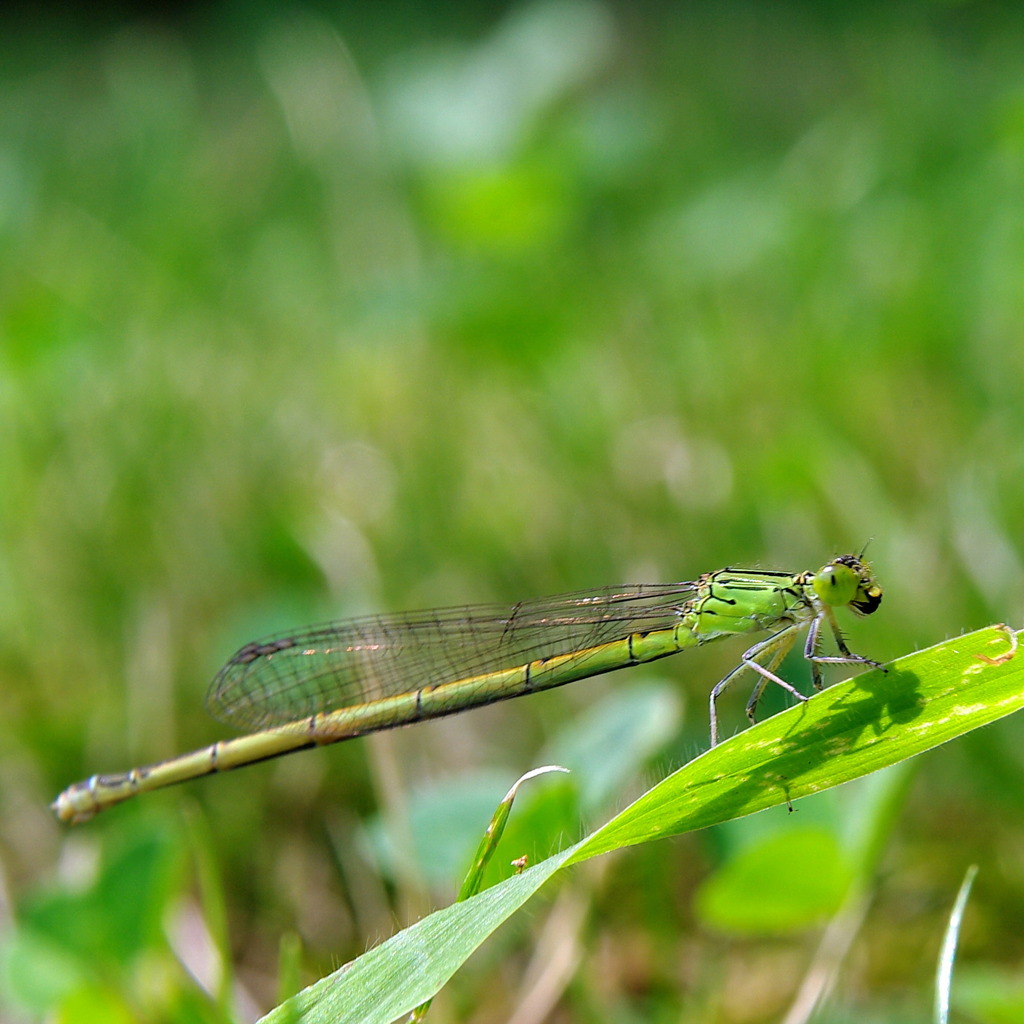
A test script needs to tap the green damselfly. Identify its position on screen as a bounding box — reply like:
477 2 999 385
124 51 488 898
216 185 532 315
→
53 554 883 823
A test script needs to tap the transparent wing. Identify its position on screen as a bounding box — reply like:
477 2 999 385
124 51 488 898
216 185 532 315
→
206 583 697 731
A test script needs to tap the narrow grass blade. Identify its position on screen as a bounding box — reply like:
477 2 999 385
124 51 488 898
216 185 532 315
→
935 864 979 1024
456 765 569 902
409 765 568 1023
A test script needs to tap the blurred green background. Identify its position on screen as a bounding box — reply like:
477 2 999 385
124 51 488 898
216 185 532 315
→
4 1 1024 1021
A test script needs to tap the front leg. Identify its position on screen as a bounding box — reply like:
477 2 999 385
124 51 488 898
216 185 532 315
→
804 607 883 687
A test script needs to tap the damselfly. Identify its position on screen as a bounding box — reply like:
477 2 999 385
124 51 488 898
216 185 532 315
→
53 554 883 823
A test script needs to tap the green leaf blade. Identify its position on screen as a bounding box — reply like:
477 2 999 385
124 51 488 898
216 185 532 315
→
257 850 577 1024
572 625 1023 862
263 626 1024 1023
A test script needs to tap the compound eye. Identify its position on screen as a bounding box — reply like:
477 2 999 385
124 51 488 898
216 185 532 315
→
812 561 859 606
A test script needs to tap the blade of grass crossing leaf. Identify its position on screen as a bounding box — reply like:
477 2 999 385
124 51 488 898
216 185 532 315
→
457 766 569 902
408 766 569 1023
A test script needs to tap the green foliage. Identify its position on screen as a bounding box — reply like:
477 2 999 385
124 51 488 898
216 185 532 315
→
5 1 1024 1021
695 827 850 934
1 821 231 1022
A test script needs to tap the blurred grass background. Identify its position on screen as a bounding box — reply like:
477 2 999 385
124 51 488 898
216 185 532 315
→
4 1 1024 1020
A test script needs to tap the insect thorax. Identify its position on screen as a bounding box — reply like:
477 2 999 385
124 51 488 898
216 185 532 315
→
681 568 816 640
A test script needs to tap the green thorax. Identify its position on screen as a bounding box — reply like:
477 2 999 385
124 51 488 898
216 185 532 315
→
681 568 815 642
